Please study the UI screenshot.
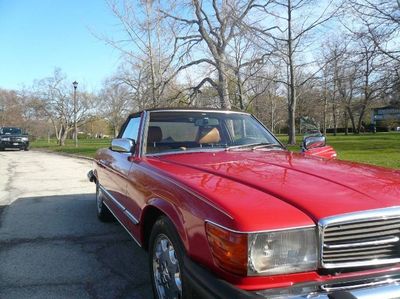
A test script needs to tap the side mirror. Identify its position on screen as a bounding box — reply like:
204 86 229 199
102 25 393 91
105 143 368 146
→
302 135 326 151
111 138 135 153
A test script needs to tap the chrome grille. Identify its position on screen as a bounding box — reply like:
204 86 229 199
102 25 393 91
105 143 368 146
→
320 208 400 269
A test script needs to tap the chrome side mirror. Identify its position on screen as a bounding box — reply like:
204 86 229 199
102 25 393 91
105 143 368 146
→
111 138 135 153
302 135 326 151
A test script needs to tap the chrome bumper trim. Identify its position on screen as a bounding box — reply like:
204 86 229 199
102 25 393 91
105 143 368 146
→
256 274 400 299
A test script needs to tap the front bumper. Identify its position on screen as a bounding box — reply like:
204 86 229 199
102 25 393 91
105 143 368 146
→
0 141 29 149
184 257 400 299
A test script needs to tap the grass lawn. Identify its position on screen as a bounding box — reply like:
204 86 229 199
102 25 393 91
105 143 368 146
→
277 132 400 169
31 138 111 158
31 132 400 169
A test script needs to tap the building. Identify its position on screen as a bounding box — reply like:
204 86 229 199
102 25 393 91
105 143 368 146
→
372 105 400 129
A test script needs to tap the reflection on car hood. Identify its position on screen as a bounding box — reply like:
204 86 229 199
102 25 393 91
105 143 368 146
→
147 150 400 224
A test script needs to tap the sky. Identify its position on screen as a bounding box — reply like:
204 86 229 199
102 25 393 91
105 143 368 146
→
0 0 123 92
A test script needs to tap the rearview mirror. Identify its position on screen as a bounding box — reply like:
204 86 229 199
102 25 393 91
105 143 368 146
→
111 138 135 153
302 135 326 151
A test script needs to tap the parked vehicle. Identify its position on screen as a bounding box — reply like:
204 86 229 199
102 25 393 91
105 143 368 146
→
88 109 400 299
0 127 29 151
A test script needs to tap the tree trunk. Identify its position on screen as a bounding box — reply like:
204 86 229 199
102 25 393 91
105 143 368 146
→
323 95 328 136
236 70 244 110
218 62 231 109
59 126 68 146
346 106 357 134
288 103 296 144
287 0 297 145
271 94 276 134
332 103 337 136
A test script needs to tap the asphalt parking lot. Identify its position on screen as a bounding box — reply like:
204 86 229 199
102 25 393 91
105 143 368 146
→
0 150 152 299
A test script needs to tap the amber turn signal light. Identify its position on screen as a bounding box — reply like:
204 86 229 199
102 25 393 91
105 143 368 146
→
205 222 248 276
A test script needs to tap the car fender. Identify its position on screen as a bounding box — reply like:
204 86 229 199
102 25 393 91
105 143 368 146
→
141 197 189 251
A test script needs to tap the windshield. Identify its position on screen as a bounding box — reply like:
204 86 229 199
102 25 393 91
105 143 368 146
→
1 127 22 135
145 111 282 155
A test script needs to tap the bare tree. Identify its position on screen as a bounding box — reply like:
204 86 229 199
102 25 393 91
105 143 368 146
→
161 0 270 109
248 0 341 143
99 76 132 137
33 69 94 146
349 0 400 62
99 0 184 108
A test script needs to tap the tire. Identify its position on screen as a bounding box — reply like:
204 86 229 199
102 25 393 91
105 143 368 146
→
149 217 195 299
95 182 113 222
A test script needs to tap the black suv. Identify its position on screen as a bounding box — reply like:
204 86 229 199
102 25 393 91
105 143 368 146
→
0 127 29 151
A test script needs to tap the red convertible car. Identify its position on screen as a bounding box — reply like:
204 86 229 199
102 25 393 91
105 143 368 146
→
88 109 400 299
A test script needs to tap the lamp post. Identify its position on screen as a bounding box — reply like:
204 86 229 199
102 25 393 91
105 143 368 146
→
73 81 78 147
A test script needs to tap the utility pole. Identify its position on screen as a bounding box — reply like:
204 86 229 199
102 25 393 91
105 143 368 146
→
73 81 78 147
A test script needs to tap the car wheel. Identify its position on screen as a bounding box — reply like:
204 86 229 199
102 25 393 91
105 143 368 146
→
149 217 194 299
96 182 113 222
24 147 29 151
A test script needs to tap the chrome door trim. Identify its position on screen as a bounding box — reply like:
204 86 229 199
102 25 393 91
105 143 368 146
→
99 184 139 225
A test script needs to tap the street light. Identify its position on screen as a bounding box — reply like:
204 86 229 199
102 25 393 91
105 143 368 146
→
73 81 78 147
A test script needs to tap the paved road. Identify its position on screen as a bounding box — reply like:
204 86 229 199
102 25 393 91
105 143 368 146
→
0 150 152 299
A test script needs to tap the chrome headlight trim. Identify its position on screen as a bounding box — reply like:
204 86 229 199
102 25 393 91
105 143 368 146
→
248 227 318 276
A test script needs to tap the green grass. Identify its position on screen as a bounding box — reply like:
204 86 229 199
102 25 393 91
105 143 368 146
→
277 132 400 169
31 132 400 169
31 138 112 158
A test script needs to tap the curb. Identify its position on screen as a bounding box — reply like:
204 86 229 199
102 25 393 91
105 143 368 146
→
30 148 94 161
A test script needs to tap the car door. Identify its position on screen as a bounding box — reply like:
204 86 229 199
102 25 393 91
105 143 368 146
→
100 114 142 224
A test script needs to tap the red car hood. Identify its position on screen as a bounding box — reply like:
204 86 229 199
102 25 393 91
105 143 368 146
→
147 150 400 227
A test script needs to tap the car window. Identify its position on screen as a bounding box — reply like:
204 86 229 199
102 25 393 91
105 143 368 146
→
1 127 22 135
151 121 198 142
122 117 141 140
228 118 269 142
146 111 280 155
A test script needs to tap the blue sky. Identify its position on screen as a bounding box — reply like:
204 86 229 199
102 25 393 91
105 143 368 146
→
0 0 122 91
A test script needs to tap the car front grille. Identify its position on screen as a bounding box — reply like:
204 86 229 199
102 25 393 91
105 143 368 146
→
11 137 21 142
320 207 400 269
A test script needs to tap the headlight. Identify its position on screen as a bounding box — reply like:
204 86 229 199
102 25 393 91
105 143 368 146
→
1 137 10 141
206 223 317 276
248 228 317 275
21 137 29 142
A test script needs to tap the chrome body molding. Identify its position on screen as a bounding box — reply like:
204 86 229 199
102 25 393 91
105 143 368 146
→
138 110 148 158
98 185 139 225
103 201 141 247
255 273 400 299
318 207 400 269
205 219 315 234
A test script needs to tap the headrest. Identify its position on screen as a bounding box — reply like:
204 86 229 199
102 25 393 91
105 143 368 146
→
198 127 221 144
148 126 162 143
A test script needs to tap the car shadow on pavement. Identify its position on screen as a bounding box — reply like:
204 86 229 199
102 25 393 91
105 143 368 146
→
0 194 153 299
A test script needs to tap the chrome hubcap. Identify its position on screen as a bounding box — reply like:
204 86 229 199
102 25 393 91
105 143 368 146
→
153 234 182 299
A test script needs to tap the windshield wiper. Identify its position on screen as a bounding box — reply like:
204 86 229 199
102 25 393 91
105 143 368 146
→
251 143 282 150
226 142 282 151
